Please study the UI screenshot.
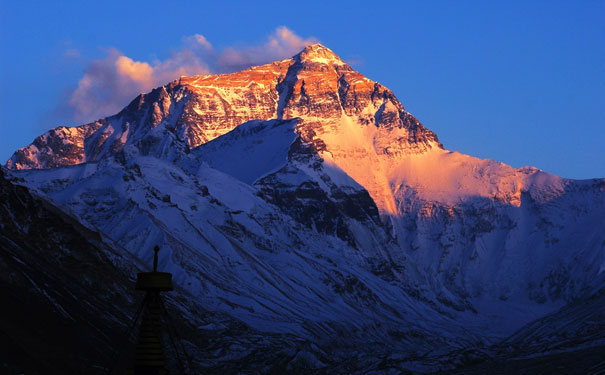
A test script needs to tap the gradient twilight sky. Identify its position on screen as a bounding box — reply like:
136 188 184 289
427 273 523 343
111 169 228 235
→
1 1 603 179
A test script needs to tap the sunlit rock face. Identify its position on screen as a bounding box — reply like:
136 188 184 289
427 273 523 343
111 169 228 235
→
6 44 444 217
5 124 103 169
6 44 439 170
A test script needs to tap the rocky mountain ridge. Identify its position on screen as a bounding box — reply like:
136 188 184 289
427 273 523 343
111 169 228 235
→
6 44 439 170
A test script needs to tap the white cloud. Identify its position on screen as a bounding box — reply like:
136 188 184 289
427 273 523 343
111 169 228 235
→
216 26 318 71
64 27 317 123
187 34 213 50
68 48 209 122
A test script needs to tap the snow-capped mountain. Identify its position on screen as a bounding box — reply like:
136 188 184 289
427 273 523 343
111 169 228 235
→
6 44 437 170
4 44 605 373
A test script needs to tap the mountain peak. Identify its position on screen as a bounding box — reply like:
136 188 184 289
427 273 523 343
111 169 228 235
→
6 42 441 170
295 43 347 65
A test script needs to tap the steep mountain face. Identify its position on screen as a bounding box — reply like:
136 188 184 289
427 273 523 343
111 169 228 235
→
4 44 605 373
0 166 138 373
0 166 353 374
7 44 438 170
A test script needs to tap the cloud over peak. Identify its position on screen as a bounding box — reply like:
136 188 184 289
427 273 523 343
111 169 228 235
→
66 27 317 123
217 26 317 71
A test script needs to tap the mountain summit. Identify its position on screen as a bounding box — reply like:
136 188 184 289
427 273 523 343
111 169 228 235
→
6 44 439 170
4 45 605 373
294 43 348 65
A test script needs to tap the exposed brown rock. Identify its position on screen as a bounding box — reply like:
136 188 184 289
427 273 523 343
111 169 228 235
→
6 44 440 170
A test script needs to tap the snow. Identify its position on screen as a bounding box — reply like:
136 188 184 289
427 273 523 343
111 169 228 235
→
9 115 605 369
304 56 346 66
306 113 568 214
192 119 299 185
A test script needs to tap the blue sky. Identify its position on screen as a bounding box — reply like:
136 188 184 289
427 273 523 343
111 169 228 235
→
1 0 603 178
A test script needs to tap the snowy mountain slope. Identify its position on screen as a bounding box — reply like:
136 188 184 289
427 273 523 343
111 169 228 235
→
193 119 300 185
4 44 605 372
438 289 605 374
0 167 135 373
503 287 605 356
11 155 476 341
11 115 604 371
2 164 383 374
189 110 605 335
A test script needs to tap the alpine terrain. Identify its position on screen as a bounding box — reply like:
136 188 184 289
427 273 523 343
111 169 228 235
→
3 44 605 374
